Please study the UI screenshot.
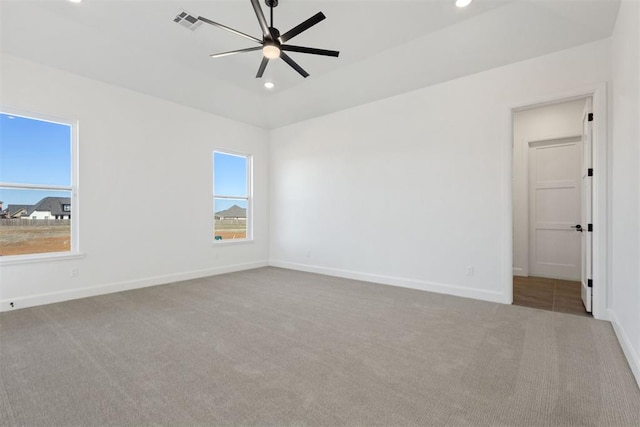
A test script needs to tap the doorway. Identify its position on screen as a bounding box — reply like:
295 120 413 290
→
512 97 593 316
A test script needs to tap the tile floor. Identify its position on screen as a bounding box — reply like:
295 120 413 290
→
513 276 591 317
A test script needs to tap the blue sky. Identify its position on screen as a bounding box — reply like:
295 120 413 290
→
0 113 71 207
214 152 247 196
213 152 248 213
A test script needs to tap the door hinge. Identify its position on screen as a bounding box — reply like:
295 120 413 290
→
588 224 593 232
588 113 594 122
588 168 593 177
588 279 593 288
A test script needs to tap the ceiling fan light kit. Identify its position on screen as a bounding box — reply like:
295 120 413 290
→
263 44 281 59
191 0 339 79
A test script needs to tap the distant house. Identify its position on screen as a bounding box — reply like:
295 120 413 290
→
214 205 246 220
1 197 71 220
29 197 71 220
2 204 35 219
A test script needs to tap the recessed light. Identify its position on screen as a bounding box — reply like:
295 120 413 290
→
455 0 472 7
68 0 82 3
264 82 275 90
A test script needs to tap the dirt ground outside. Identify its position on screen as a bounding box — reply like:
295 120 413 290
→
0 225 71 256
0 219 247 256
214 219 247 240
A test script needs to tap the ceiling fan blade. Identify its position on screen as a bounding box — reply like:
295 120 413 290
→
256 57 269 78
210 46 263 59
250 0 272 38
278 12 326 44
280 52 309 78
281 45 339 57
198 16 262 44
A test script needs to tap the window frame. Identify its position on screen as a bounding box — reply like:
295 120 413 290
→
212 149 253 244
0 107 81 264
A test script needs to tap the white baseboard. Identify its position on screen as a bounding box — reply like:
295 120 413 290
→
609 309 640 389
0 260 269 312
512 267 528 277
270 260 508 304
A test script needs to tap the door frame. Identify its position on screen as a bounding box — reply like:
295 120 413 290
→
504 83 608 320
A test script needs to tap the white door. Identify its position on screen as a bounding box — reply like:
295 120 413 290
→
529 137 582 280
581 99 594 312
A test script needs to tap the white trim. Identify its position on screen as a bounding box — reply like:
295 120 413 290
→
504 104 515 305
0 183 71 191
527 134 581 147
214 195 249 200
590 84 609 320
0 108 73 127
247 153 254 241
0 251 85 266
212 149 249 160
72 116 80 254
512 92 594 112
0 260 269 312
609 309 640 389
0 106 81 257
270 260 508 304
505 83 608 321
512 267 526 276
211 239 254 246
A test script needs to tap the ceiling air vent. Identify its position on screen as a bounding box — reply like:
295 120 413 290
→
174 10 202 31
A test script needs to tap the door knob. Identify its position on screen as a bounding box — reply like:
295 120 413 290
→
571 224 583 232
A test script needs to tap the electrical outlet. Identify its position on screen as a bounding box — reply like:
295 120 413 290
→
71 268 79 278
466 266 474 276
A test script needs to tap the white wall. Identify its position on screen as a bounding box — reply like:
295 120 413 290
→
270 39 611 305
609 0 640 384
0 54 269 311
30 211 53 220
512 99 587 277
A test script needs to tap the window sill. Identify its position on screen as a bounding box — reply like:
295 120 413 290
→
212 239 254 246
0 252 86 266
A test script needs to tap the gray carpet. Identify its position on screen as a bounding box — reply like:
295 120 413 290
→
1 267 639 426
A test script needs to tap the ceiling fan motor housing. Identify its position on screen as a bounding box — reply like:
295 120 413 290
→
267 27 281 42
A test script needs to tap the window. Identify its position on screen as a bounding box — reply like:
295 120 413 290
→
0 110 78 257
213 151 251 242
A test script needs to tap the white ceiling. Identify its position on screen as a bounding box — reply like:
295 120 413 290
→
0 0 621 128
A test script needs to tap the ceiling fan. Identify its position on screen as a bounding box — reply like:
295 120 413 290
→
196 0 339 78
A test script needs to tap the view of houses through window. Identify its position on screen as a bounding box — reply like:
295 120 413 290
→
213 151 250 241
0 112 75 256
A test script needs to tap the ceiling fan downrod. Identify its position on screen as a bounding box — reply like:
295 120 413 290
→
266 0 278 27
